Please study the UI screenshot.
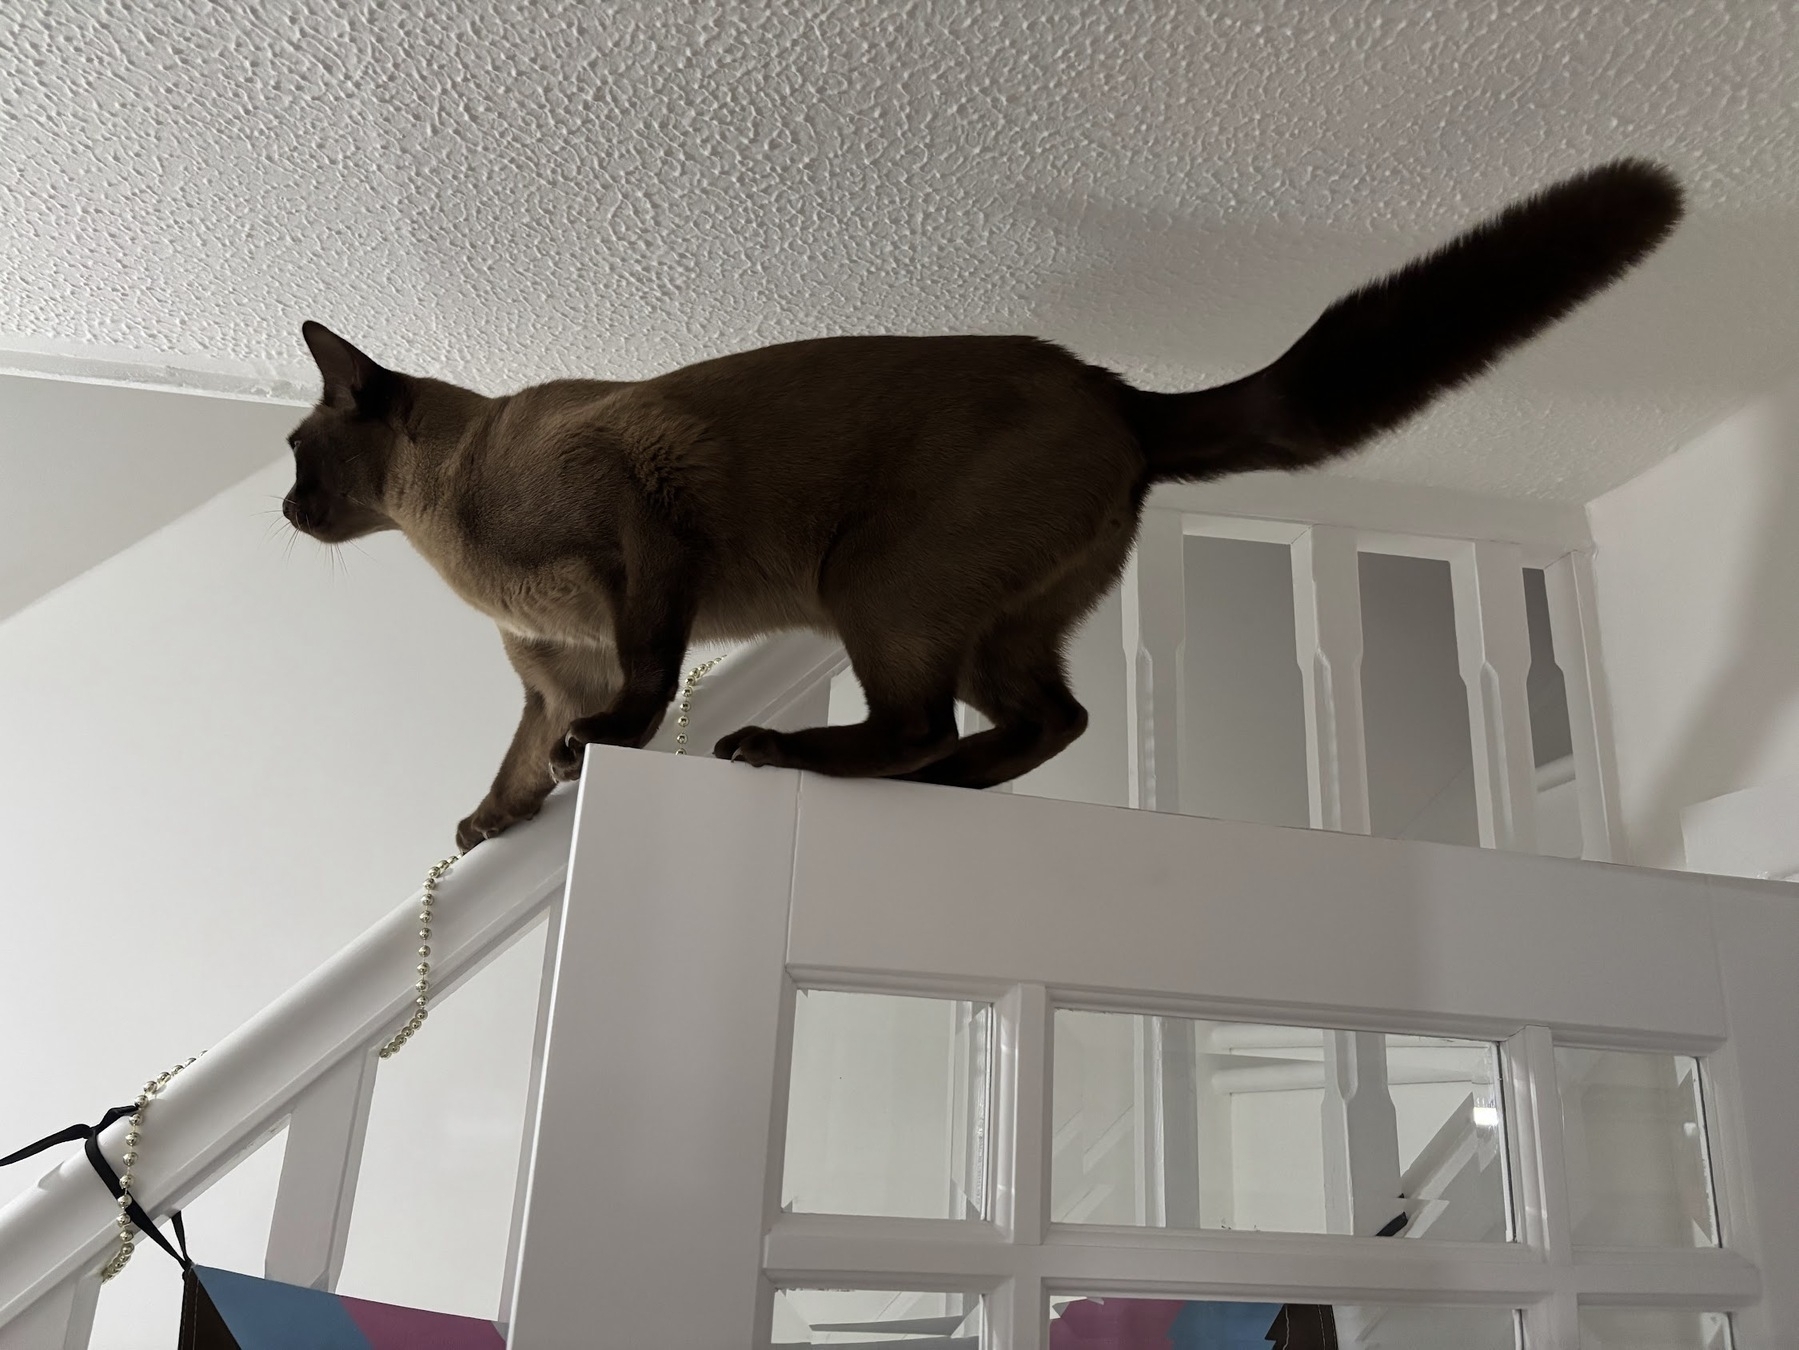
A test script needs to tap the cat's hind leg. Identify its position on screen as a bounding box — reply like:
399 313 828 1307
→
891 532 1123 790
892 619 1088 790
714 619 962 776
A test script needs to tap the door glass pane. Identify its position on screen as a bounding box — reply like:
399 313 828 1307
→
1580 1308 1732 1349
1052 1011 1510 1240
774 1290 982 1346
1049 1296 1519 1348
782 990 990 1219
1556 1049 1718 1247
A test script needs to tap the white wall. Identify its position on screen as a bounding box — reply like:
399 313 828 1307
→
0 386 548 1341
1588 381 1799 870
0 374 286 621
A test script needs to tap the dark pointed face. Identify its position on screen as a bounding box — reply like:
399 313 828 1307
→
281 322 407 543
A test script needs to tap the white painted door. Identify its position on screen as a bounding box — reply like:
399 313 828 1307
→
508 747 1799 1349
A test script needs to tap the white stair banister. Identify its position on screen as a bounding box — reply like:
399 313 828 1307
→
263 1047 379 1289
0 792 572 1331
1118 508 1202 1238
1121 506 1186 814
1451 540 1539 852
1294 517 1394 1248
498 893 564 1329
1290 524 1372 835
1147 1019 1202 1231
1543 549 1627 862
1320 1031 1404 1237
0 1271 98 1350
0 631 846 1345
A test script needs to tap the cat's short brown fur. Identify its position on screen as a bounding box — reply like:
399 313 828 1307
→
281 160 1682 850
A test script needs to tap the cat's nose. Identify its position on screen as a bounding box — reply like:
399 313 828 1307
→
283 495 311 529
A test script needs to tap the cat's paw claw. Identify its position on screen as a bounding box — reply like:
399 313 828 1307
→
548 734 586 784
714 725 784 767
455 800 541 852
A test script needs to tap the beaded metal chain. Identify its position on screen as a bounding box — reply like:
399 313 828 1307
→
102 1056 199 1281
378 855 457 1059
104 653 731 1278
673 654 728 753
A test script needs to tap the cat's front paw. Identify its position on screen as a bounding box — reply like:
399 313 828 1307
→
548 734 586 784
455 798 540 852
553 711 660 782
713 724 786 767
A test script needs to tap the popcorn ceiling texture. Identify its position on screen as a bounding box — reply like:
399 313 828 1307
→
2 1 1795 502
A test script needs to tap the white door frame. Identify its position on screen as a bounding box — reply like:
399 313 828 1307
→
509 748 1797 1348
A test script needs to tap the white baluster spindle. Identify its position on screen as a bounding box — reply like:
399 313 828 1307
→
1290 525 1371 835
1451 540 1538 852
1121 507 1186 814
499 906 562 1328
1543 549 1626 862
264 1048 379 1289
1321 1031 1404 1237
0 1273 98 1350
1119 509 1201 1234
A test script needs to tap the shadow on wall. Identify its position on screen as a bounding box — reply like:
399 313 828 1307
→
1628 384 1799 867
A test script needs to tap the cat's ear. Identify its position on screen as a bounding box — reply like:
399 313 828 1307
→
302 321 397 413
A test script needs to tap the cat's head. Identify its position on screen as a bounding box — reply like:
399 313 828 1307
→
281 321 410 543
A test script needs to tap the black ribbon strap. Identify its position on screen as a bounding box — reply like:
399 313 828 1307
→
1 1108 192 1271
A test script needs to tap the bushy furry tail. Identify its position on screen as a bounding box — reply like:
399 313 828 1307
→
1129 159 1683 482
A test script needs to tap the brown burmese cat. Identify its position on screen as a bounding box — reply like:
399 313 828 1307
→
281 160 1681 851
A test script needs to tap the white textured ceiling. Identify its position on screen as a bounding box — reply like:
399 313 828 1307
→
2 1 1795 502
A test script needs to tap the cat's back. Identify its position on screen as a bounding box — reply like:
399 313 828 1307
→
644 333 1097 412
490 333 1121 466
629 333 1128 481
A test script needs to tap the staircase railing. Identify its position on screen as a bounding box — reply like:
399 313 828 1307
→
0 632 847 1350
1128 476 1623 858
